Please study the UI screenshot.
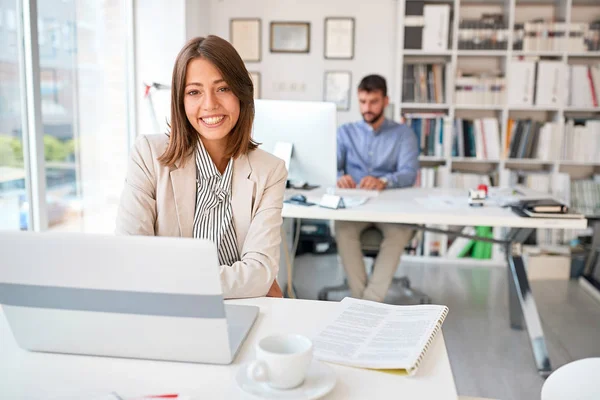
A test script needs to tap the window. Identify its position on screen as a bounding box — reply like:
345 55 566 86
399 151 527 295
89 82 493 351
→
36 0 131 232
0 0 27 230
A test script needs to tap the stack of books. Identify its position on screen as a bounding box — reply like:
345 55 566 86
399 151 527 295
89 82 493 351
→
402 63 446 104
458 14 508 50
587 20 600 51
505 120 563 161
521 173 597 245
564 119 600 163
571 180 600 216
452 118 501 160
454 73 505 106
404 114 446 157
510 199 580 219
416 166 442 189
513 23 525 50
513 20 589 52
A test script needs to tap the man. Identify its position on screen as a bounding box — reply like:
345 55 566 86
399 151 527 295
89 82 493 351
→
336 74 418 302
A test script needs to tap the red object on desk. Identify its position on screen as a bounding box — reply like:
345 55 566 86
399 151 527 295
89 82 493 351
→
477 184 488 197
144 395 179 399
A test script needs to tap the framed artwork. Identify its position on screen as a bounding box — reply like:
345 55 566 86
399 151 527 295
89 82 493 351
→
270 22 310 53
324 17 355 59
324 71 352 111
230 18 261 62
249 71 261 99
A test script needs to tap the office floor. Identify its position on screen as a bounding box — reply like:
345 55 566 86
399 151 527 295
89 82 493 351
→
290 254 600 400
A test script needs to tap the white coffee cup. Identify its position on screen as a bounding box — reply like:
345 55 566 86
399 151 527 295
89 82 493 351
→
247 334 313 389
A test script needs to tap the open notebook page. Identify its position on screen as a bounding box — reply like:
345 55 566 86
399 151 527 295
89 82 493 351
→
312 297 448 375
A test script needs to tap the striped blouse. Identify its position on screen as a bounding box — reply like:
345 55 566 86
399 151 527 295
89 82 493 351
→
192 141 240 266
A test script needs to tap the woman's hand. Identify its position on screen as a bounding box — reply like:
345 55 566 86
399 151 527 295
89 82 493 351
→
266 280 284 298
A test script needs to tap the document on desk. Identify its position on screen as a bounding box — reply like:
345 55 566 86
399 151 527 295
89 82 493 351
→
328 188 380 198
326 188 379 208
312 297 448 375
415 196 466 209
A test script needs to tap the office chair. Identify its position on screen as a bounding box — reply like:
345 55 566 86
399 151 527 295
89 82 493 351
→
318 227 431 304
541 358 600 400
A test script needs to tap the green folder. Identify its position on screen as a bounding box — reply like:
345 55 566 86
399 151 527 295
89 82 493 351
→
458 226 493 259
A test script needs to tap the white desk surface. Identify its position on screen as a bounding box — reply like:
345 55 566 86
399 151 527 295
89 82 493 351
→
0 298 458 400
283 187 588 230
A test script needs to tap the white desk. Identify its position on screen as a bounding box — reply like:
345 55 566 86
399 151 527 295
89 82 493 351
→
283 187 586 230
0 297 458 400
282 187 587 376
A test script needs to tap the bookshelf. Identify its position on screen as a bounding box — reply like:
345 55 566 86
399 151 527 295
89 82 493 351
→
403 103 450 110
457 50 506 56
418 156 448 168
394 0 600 260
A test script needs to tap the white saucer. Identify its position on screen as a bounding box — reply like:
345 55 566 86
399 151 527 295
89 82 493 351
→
235 359 336 400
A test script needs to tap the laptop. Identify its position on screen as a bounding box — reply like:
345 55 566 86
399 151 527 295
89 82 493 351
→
0 231 259 364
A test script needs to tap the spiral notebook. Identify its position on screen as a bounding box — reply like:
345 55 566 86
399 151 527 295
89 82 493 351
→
312 297 448 376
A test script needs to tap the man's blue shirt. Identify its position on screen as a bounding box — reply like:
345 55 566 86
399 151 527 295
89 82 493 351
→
337 119 419 188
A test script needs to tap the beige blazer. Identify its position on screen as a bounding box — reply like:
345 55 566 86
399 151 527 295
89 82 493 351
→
116 134 287 299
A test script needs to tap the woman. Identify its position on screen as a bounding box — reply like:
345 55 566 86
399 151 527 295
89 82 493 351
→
116 35 286 299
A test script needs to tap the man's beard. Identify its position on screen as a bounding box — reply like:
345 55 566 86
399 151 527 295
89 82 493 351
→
362 110 384 124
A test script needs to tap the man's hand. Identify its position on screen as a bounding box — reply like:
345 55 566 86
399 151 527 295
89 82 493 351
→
337 174 357 189
266 280 283 298
359 176 387 191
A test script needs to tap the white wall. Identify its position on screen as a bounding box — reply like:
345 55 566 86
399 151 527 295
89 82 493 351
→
186 0 211 39
208 0 397 125
134 0 398 131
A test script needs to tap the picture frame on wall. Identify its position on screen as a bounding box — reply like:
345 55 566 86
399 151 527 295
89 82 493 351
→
270 22 310 53
230 18 261 62
324 17 355 59
249 71 261 99
324 71 352 111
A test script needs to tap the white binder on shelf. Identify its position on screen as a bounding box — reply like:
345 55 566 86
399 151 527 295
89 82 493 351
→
535 61 564 107
508 60 536 106
422 5 450 51
569 65 594 108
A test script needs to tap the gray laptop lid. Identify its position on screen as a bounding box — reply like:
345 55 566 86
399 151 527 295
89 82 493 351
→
0 231 258 364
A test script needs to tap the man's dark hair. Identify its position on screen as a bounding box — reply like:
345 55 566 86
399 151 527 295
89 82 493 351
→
358 74 387 97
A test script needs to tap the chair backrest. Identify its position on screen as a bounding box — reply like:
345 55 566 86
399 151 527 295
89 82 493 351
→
360 227 383 257
359 227 417 260
541 358 600 400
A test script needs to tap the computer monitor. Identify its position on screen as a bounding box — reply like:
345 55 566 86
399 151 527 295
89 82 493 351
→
253 99 337 188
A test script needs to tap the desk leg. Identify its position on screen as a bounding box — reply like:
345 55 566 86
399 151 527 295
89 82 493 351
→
507 248 524 330
584 220 600 275
506 229 552 377
281 218 299 299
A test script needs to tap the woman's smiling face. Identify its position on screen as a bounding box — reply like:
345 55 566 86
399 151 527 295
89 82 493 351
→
183 57 240 146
